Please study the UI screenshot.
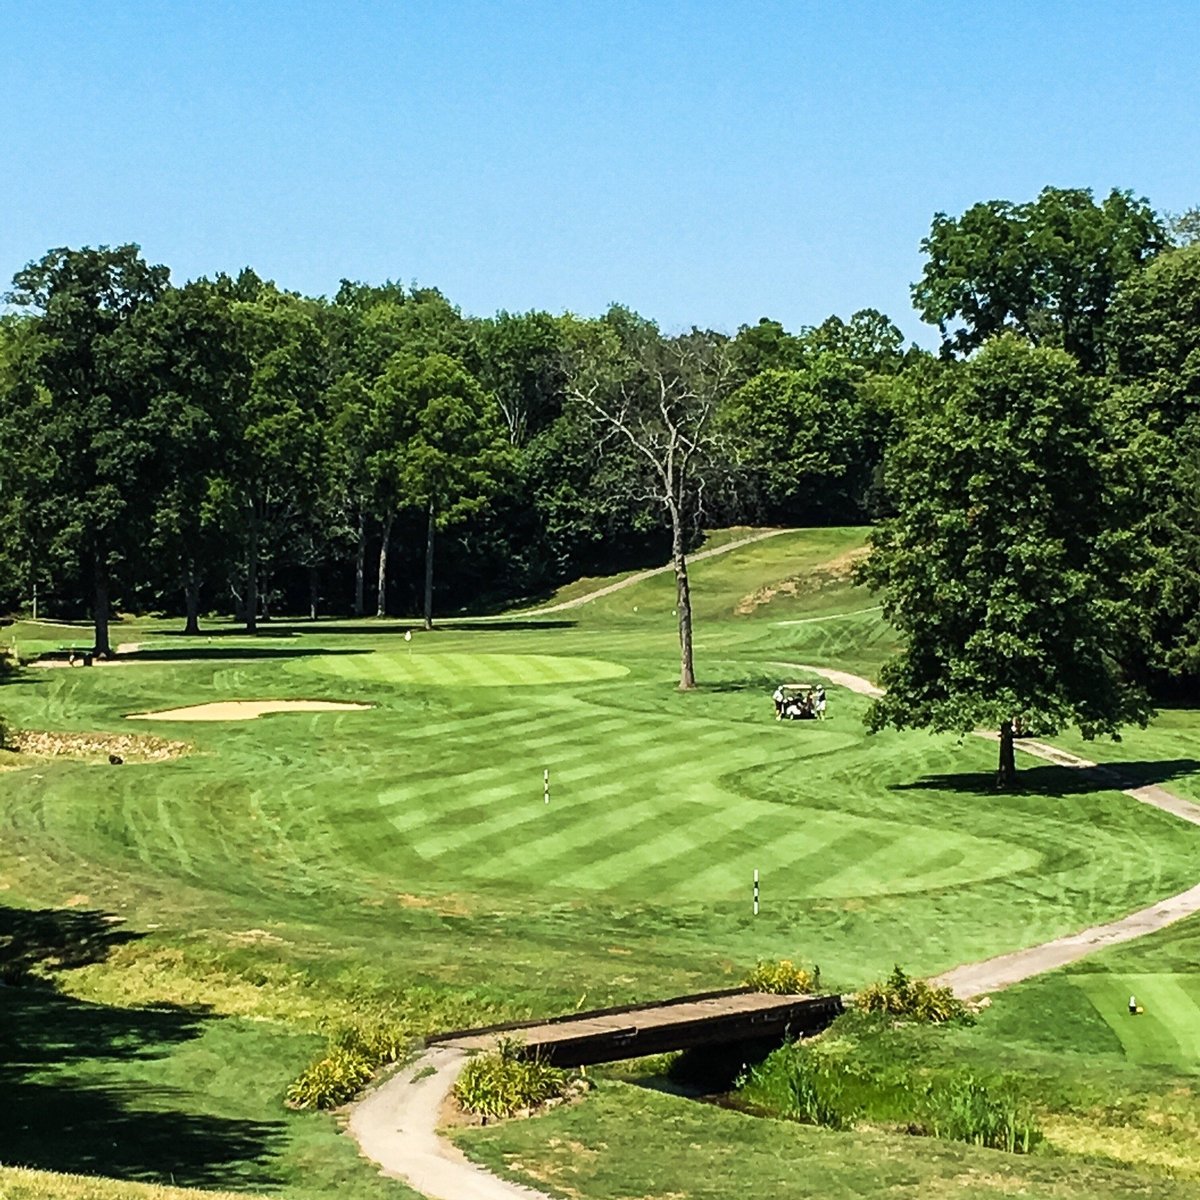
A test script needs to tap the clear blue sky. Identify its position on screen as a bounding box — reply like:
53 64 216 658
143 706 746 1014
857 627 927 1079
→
4 1 1197 344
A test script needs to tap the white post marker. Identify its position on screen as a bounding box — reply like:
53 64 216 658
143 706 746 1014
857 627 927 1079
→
753 868 760 916
544 768 550 805
404 629 412 657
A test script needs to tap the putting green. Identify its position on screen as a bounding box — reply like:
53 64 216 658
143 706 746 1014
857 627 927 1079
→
297 649 629 687
1070 973 1200 1067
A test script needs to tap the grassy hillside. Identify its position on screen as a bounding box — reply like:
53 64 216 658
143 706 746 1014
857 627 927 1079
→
2 525 1199 1198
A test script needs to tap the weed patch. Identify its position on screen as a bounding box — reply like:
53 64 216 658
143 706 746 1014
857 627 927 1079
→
453 1039 579 1120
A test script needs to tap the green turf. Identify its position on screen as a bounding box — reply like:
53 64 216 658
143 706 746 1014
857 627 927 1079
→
455 1080 1200 1200
2 525 1200 1198
298 648 629 687
1069 973 1200 1065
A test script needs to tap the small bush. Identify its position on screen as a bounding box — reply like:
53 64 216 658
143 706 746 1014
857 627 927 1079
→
453 1038 572 1119
744 959 820 994
286 1047 374 1110
853 965 968 1024
927 1073 1041 1154
329 1015 408 1063
287 1016 411 1109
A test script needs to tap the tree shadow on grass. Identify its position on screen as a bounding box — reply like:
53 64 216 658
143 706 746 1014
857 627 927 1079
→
891 758 1200 797
1 990 288 1190
1 904 143 984
156 618 576 637
0 904 289 1190
121 646 365 662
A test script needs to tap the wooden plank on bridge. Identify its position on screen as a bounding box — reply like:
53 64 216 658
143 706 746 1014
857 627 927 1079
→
431 989 844 1066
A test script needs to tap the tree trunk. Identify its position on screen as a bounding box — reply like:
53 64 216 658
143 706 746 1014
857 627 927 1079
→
183 562 201 636
245 509 258 634
308 565 319 622
376 511 393 618
424 500 436 631
92 550 112 658
669 505 696 690
997 719 1017 789
353 510 366 617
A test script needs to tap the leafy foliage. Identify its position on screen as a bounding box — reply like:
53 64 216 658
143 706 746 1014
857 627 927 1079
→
285 1016 410 1110
913 186 1165 371
852 966 968 1024
452 1038 573 1120
743 959 821 995
861 336 1154 782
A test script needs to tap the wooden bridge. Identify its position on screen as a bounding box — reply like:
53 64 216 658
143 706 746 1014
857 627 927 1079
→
428 987 843 1066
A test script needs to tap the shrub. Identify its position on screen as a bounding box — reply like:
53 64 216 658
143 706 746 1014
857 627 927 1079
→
453 1038 572 1119
286 1047 374 1110
927 1072 1041 1154
853 965 968 1024
287 1016 411 1110
744 959 821 994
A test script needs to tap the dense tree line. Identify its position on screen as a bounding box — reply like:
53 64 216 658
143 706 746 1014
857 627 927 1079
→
1 185 1197 715
0 251 910 680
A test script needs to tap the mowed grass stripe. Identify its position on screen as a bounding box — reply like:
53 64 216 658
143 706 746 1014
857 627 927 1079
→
380 711 749 828
565 794 765 892
462 787 691 877
301 650 628 688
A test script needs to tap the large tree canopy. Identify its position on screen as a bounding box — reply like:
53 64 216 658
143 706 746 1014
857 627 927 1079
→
4 245 170 654
913 187 1165 372
861 335 1154 786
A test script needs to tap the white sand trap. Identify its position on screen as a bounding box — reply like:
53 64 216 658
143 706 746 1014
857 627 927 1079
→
127 700 373 722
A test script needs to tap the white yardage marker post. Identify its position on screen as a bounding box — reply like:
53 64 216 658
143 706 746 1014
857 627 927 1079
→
753 869 760 916
544 768 550 805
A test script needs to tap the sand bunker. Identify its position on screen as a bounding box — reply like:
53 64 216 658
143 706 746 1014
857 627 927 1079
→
127 700 372 722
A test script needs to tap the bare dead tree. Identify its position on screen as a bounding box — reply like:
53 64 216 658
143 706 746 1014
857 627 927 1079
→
567 327 733 690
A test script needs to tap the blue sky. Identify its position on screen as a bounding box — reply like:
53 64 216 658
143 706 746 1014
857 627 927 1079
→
3 2 1197 344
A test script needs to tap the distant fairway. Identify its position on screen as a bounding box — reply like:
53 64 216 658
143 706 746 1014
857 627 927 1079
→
300 649 628 687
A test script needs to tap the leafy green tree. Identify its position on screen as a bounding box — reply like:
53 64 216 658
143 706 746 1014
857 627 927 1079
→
729 318 806 381
472 310 569 446
720 355 872 523
1108 243 1200 676
861 335 1153 787
568 318 734 689
801 309 909 374
120 280 245 633
1108 241 1200 425
228 282 329 632
913 187 1165 372
4 245 169 654
389 354 511 628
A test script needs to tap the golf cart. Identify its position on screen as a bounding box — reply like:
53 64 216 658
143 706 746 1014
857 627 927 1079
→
772 682 826 721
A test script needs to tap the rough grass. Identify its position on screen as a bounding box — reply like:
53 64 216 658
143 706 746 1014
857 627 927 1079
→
0 1166 267 1200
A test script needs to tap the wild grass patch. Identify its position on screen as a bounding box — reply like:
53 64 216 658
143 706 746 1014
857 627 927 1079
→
453 1039 582 1120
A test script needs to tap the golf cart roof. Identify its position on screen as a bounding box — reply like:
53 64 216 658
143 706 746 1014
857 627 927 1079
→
778 683 816 693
